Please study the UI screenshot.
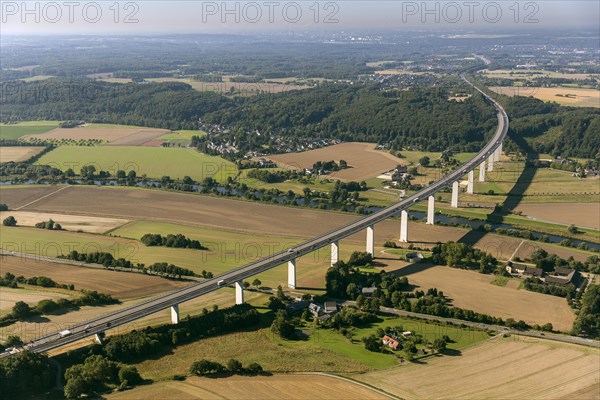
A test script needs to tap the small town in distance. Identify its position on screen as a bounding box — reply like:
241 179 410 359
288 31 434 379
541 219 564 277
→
0 1 599 399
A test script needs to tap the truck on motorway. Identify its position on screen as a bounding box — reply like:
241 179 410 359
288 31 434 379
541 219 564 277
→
217 280 226 286
58 329 72 338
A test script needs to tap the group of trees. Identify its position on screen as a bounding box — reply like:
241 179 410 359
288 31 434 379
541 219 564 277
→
0 272 74 290
523 278 577 299
103 304 259 361
312 160 346 174
59 250 201 279
572 284 600 339
64 355 143 399
527 249 600 274
189 359 263 376
1 290 118 326
0 351 54 397
431 242 498 273
325 251 408 301
140 233 205 250
34 218 62 230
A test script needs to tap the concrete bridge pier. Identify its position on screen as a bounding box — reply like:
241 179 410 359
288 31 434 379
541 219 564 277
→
487 156 494 171
366 226 374 256
467 170 474 194
400 210 408 242
494 143 503 162
94 333 105 345
170 304 179 324
235 281 244 305
479 161 486 182
288 259 296 289
451 181 459 208
427 195 435 225
331 241 339 266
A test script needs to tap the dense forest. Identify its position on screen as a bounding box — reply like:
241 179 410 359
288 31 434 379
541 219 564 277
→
503 96 600 158
0 78 232 130
1 77 598 158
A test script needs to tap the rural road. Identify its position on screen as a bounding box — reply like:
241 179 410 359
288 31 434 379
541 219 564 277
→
1 71 517 357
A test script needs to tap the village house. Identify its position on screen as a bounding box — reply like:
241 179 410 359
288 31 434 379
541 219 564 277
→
361 287 378 297
382 335 400 350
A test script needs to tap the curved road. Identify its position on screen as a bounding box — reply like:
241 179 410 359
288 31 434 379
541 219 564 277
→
3 73 509 357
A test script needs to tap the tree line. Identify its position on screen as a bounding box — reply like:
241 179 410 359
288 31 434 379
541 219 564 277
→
59 250 202 279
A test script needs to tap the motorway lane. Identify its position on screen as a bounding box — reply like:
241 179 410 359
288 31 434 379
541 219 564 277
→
2 73 510 357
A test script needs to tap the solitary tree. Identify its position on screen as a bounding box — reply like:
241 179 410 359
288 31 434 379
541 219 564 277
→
3 216 17 227
252 278 262 288
419 156 430 167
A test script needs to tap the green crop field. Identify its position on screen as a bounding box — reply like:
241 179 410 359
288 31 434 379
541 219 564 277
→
157 129 206 146
134 308 490 379
0 120 59 140
35 146 237 183
0 221 366 292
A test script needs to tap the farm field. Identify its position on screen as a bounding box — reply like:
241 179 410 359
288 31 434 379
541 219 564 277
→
0 255 188 299
0 211 129 233
106 374 389 400
35 146 236 182
2 185 595 262
0 286 72 315
0 221 365 292
23 124 169 145
0 146 45 162
513 203 600 230
490 86 600 107
482 68 599 81
157 129 206 146
381 261 575 332
0 121 59 140
0 185 66 209
354 337 600 400
267 142 406 181
144 77 310 94
3 288 266 344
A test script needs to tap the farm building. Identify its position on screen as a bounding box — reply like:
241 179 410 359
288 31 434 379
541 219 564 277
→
545 267 579 286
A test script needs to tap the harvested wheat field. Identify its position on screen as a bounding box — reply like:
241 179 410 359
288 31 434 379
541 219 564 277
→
0 287 71 315
268 142 405 181
514 203 600 230
382 261 575 332
0 255 188 299
0 211 128 233
23 125 169 145
0 146 45 162
354 337 600 400
490 86 600 108
107 375 389 400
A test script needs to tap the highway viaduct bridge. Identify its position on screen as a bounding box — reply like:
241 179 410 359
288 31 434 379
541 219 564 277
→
1 72 508 358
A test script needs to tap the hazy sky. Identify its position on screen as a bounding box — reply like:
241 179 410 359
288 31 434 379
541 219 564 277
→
1 1 598 35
